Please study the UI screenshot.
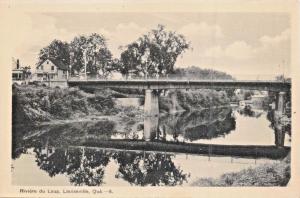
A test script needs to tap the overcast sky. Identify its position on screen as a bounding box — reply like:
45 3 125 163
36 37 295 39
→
14 12 290 80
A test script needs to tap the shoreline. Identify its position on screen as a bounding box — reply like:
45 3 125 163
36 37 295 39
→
81 139 290 160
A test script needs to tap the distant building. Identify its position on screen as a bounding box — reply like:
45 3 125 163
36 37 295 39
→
33 58 68 81
12 59 31 85
239 94 269 109
251 94 269 107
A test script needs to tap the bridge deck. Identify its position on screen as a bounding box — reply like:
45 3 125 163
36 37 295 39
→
68 79 291 92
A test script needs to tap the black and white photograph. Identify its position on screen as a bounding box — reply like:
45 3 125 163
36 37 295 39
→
1 0 299 197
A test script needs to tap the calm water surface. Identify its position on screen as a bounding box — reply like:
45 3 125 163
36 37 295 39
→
12 98 290 186
12 147 277 186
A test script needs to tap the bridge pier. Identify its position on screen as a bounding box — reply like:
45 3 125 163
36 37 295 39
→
144 89 159 117
274 124 285 147
274 91 286 147
275 91 286 115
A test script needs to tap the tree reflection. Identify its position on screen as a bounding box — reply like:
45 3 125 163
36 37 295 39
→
33 147 111 186
184 112 236 141
112 151 189 186
267 109 291 146
12 86 30 160
32 146 189 186
68 148 111 186
237 105 262 118
12 125 28 160
267 109 291 136
158 108 236 142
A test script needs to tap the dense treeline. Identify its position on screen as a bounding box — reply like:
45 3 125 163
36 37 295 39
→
159 89 231 113
170 66 234 80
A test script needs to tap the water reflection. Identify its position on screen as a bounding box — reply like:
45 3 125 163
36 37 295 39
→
13 106 291 161
148 107 236 142
12 125 27 160
112 151 189 186
237 105 263 118
31 146 188 186
34 147 111 186
144 116 159 141
12 106 290 186
267 109 291 147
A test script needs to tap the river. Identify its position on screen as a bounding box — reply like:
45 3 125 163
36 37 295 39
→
11 98 291 186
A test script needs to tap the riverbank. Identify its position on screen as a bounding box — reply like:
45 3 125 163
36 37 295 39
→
191 152 290 186
80 139 290 159
13 84 233 126
12 84 143 125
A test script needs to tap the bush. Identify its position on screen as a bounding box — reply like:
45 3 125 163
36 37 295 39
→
40 96 51 111
51 99 72 118
70 98 88 113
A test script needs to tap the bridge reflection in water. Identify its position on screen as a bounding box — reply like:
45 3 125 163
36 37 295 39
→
143 108 236 142
69 79 290 149
13 107 290 160
12 106 290 186
13 146 277 186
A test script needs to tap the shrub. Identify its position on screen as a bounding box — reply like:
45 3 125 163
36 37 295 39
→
71 98 88 113
50 99 72 118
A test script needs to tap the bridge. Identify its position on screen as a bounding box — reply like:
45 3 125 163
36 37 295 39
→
30 78 293 148
68 79 290 115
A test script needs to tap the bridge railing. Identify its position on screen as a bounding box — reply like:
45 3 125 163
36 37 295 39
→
67 76 289 83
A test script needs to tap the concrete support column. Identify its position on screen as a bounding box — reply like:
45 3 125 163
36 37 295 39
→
274 124 285 147
274 91 286 147
275 91 286 115
143 116 159 141
144 89 159 117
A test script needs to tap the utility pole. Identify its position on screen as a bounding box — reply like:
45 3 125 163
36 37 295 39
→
68 51 74 81
83 48 87 80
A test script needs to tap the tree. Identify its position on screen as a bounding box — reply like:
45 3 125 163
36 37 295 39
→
119 25 190 78
69 33 113 78
171 66 234 80
37 40 70 67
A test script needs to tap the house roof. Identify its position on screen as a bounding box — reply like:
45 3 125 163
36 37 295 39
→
38 58 68 70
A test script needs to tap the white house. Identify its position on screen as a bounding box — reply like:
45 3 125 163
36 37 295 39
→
34 58 68 81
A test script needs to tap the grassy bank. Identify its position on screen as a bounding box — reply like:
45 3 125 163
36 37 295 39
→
13 84 144 124
12 84 128 124
191 153 290 186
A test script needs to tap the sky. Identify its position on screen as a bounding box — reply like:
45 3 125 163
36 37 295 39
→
13 12 290 80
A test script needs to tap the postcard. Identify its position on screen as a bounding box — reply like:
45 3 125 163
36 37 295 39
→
0 0 299 197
